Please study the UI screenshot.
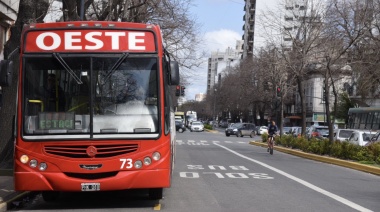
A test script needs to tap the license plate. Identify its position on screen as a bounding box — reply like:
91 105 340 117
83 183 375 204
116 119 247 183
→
81 183 100 191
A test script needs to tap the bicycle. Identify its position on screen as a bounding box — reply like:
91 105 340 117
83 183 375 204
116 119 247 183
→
267 134 275 155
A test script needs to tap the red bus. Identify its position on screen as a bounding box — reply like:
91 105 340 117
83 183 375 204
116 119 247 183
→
0 21 179 201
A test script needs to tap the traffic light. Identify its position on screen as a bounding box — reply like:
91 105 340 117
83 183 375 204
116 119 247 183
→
175 85 180 96
323 86 326 101
181 86 185 96
276 86 281 97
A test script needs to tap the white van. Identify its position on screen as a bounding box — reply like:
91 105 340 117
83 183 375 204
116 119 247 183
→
333 129 355 142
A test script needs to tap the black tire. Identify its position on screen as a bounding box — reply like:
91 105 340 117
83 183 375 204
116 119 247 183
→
250 131 256 138
226 133 230 137
149 188 163 200
178 128 183 133
42 191 60 202
236 131 241 137
270 147 273 155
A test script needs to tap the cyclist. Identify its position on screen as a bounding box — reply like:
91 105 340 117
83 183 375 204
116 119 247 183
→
267 120 278 152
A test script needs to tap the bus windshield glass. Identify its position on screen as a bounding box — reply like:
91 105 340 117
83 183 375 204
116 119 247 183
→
22 55 159 138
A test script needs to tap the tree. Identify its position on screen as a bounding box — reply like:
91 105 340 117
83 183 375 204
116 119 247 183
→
320 0 371 141
256 0 326 136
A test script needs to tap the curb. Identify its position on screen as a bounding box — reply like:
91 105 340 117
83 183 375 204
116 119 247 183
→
249 141 380 176
0 191 30 212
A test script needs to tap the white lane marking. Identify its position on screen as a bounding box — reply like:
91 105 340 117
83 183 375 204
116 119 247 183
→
213 142 373 212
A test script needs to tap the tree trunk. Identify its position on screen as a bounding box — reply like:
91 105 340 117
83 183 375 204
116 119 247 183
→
297 77 307 136
0 0 49 168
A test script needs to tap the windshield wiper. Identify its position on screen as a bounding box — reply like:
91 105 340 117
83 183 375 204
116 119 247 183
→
53 53 83 84
101 53 129 85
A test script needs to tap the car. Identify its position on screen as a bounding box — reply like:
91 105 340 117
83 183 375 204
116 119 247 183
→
307 125 329 139
256 126 268 135
218 119 229 128
347 130 377 146
236 123 256 137
175 120 186 133
333 129 355 142
282 127 293 135
225 123 256 137
366 131 380 146
292 127 302 137
190 121 204 132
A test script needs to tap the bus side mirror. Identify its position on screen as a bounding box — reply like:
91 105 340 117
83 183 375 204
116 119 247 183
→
0 60 14 87
169 61 180 85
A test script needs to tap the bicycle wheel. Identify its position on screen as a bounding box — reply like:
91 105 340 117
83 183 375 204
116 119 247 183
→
269 137 274 155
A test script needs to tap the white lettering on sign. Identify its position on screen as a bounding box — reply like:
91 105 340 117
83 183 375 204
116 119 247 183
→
85 32 103 50
35 31 146 51
105 32 125 50
65 32 81 50
129 32 145 50
36 32 61 50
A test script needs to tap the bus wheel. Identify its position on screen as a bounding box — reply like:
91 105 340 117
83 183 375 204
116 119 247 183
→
149 188 163 200
42 191 60 202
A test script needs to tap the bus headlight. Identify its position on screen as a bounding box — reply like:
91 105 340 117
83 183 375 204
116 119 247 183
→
29 159 38 168
39 162 48 171
20 155 29 164
143 157 152 165
152 152 161 161
134 160 143 169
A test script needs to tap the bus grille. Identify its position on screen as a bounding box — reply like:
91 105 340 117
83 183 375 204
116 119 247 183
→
64 171 118 180
44 144 139 158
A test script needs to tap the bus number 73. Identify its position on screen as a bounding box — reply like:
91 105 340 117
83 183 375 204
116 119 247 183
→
120 159 133 169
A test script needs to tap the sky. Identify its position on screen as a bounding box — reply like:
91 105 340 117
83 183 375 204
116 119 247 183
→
187 0 279 100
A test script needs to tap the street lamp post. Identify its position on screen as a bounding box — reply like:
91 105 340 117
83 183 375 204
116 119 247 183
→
213 89 217 127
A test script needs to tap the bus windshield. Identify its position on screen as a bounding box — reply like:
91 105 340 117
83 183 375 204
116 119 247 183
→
22 55 159 139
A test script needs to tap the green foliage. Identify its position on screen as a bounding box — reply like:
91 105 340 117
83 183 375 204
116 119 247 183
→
261 133 268 143
204 124 213 130
271 136 380 165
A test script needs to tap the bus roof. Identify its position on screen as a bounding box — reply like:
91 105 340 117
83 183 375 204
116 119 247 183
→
348 107 380 113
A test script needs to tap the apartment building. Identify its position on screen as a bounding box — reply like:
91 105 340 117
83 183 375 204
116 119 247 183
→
0 0 19 60
206 42 243 95
242 0 256 59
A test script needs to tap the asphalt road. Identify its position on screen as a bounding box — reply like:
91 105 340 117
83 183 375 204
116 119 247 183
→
10 129 380 212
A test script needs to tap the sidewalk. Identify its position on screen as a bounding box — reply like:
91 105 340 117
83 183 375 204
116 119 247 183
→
0 170 29 212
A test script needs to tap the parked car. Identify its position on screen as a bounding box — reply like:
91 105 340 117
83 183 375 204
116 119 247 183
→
225 123 256 137
366 131 380 146
282 127 293 135
307 125 329 139
347 130 377 146
190 121 204 132
175 120 186 133
333 129 355 142
218 119 229 128
256 126 268 135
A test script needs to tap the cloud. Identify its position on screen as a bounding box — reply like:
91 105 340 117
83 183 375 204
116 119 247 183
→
203 29 241 53
185 29 241 100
